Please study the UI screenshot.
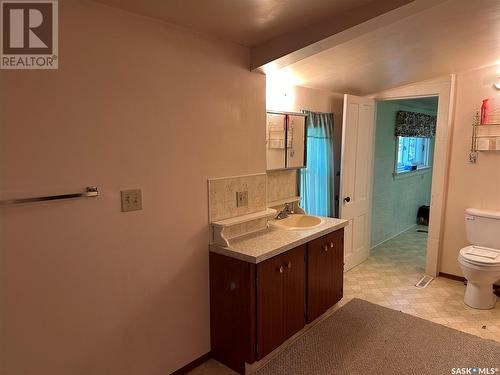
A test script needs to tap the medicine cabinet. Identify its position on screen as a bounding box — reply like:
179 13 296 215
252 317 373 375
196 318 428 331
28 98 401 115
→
266 111 306 170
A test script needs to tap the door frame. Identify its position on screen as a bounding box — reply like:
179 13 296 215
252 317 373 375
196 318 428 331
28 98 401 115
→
368 75 456 277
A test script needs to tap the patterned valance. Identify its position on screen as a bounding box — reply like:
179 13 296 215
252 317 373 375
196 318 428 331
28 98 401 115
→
395 111 436 138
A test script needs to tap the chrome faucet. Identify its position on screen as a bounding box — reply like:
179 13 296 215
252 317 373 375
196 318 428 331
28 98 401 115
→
276 203 294 220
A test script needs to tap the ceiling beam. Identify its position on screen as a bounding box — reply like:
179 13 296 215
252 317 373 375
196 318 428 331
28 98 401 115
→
250 0 448 73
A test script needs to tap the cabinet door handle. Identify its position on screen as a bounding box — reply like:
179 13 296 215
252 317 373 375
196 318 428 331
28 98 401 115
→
278 265 284 273
287 261 292 269
323 245 328 252
330 242 334 248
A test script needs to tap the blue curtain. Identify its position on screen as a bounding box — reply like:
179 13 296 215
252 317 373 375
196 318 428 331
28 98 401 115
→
300 110 334 217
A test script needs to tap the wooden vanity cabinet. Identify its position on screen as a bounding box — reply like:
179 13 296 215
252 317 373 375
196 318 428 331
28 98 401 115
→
209 229 343 374
257 244 306 359
306 230 344 323
209 253 256 373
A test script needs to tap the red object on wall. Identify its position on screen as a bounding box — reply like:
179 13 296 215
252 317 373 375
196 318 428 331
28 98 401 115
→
480 98 490 124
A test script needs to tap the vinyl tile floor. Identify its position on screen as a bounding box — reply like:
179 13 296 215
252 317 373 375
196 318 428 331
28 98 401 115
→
190 226 500 374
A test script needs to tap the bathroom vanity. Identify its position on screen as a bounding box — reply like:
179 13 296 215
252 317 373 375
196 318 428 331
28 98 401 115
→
209 218 347 374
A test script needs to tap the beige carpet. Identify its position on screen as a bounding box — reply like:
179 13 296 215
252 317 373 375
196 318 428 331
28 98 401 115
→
256 299 500 375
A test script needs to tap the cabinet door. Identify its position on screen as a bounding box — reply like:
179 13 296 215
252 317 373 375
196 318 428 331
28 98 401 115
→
307 230 344 323
286 115 306 168
327 229 344 305
256 245 306 359
282 245 306 341
307 235 332 322
266 113 286 170
257 253 285 358
209 253 256 373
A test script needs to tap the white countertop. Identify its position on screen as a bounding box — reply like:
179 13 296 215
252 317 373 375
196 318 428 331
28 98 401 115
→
209 217 348 263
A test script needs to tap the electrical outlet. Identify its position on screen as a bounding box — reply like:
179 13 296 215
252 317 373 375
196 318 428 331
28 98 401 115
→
121 189 142 212
236 191 248 207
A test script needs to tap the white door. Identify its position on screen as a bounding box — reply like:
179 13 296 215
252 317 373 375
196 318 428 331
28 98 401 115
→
340 94 376 271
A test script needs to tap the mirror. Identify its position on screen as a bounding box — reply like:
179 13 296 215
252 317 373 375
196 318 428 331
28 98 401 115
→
266 111 306 170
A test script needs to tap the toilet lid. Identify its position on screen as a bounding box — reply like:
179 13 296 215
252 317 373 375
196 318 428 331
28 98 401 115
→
459 245 500 265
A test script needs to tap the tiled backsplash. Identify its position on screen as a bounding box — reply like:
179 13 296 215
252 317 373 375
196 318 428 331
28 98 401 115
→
208 171 300 243
208 173 266 222
267 170 298 203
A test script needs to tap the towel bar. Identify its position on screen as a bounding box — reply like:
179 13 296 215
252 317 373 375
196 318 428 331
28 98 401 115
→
0 186 99 206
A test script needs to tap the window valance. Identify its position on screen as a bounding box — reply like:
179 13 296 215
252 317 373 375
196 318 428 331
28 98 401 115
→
395 111 436 138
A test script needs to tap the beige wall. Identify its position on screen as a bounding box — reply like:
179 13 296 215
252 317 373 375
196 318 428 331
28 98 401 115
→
440 66 500 276
266 83 343 122
0 1 265 374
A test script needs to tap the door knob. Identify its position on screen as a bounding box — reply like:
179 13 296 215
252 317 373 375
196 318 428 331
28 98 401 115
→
344 196 351 203
330 242 334 248
287 261 292 269
278 265 284 273
323 245 328 252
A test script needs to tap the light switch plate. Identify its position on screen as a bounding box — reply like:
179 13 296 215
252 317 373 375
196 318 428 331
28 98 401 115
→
121 189 142 212
236 191 248 207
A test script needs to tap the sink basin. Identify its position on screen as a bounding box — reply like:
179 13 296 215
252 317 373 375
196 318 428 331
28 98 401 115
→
269 214 323 230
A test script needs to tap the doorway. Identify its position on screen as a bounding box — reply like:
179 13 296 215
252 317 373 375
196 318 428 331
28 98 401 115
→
370 75 456 277
371 97 438 260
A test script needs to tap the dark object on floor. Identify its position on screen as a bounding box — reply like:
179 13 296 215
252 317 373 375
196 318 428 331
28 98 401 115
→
417 229 428 233
417 205 430 226
256 299 500 375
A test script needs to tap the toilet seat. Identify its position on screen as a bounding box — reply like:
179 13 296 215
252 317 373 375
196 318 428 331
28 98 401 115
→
459 246 500 268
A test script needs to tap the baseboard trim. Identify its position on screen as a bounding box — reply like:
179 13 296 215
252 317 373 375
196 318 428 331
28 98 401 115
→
439 272 500 297
371 224 418 250
170 352 211 375
438 272 466 283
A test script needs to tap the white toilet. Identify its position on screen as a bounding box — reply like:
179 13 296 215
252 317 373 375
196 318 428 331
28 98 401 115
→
457 208 500 309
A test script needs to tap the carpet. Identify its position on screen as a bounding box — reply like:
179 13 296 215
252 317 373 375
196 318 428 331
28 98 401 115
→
256 298 500 375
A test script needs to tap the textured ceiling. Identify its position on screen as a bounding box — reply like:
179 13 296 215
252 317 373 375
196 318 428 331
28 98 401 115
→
93 0 499 95
93 0 376 46
281 0 500 94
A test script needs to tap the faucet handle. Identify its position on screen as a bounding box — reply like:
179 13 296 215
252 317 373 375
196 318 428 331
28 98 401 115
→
276 202 293 220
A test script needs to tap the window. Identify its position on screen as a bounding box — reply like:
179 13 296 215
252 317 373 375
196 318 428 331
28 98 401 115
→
395 136 431 174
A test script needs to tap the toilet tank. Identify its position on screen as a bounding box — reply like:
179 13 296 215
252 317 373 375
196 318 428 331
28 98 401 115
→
465 208 500 249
